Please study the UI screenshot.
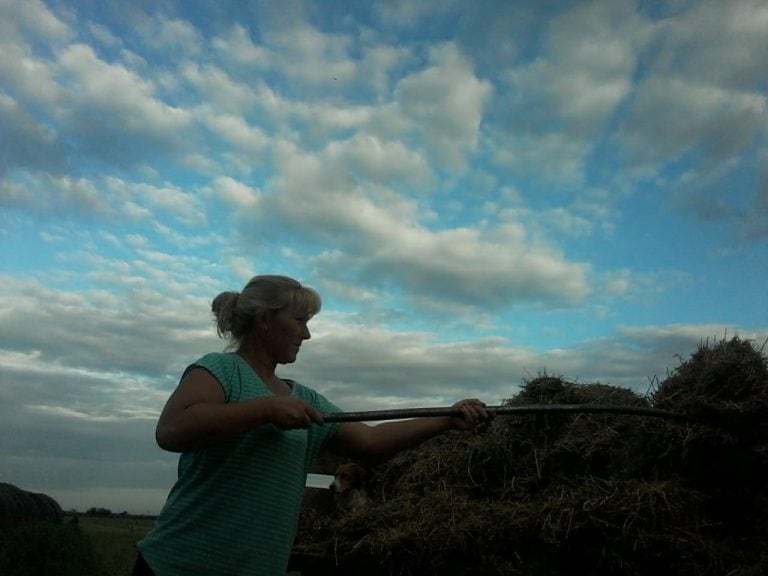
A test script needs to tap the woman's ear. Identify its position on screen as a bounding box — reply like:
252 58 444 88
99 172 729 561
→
255 310 274 333
245 312 267 338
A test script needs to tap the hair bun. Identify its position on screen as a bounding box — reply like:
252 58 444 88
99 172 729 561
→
211 291 240 337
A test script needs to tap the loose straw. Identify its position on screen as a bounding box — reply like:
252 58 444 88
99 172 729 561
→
322 404 696 423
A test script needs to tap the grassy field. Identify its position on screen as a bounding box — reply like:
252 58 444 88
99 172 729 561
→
0 515 153 576
1 515 305 575
76 515 155 576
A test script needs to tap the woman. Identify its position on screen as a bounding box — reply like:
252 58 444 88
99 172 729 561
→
135 275 490 575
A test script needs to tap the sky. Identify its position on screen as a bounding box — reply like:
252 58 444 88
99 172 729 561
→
1 0 766 515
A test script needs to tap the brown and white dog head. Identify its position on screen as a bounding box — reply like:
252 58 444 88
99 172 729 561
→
329 462 370 512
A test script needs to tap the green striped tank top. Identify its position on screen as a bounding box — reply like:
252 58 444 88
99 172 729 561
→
137 352 341 575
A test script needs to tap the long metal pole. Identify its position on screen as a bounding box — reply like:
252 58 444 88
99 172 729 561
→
322 404 696 423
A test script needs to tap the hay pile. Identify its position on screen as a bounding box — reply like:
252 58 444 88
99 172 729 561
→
0 484 63 525
293 336 768 575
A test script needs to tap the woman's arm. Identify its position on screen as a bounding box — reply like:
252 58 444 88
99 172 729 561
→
155 367 324 452
327 399 490 458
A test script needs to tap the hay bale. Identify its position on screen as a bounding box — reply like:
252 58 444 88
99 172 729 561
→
0 483 63 525
294 337 768 575
649 337 768 538
653 336 768 438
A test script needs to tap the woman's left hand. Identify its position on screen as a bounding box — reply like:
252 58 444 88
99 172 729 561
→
450 399 493 432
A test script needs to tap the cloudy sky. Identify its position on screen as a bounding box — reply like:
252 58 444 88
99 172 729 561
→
1 0 766 515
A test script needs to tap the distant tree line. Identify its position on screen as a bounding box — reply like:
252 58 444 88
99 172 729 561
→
84 506 115 517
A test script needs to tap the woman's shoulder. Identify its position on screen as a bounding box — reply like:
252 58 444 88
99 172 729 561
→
185 353 242 401
195 351 235 364
186 352 241 380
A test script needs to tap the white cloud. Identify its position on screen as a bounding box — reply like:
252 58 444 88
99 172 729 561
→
396 43 492 170
262 142 590 309
652 0 768 91
544 0 648 131
56 43 189 130
113 178 207 227
212 24 273 69
492 0 649 184
325 133 433 188
182 63 260 113
621 76 766 168
605 0 768 214
205 176 261 209
52 43 193 167
136 15 204 56
0 41 60 105
88 22 122 48
262 87 377 141
491 132 590 186
540 207 595 238
0 172 117 217
0 0 72 44
357 40 410 97
200 109 270 156
269 22 357 87
366 223 591 308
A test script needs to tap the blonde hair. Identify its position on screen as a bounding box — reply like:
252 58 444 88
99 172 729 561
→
211 275 321 346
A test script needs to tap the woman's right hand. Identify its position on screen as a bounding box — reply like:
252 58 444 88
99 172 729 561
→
266 396 325 429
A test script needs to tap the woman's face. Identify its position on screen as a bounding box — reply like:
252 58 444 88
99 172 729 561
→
263 307 312 364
